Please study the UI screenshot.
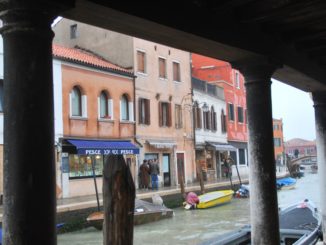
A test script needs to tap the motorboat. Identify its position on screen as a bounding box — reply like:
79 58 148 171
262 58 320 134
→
87 198 174 230
184 190 234 209
277 177 297 190
200 199 322 245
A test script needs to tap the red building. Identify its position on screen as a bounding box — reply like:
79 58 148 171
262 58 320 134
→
192 54 248 168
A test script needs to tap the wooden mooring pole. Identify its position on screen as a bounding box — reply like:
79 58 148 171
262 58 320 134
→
103 155 135 245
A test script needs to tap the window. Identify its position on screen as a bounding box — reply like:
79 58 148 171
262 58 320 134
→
203 107 211 130
69 154 103 178
0 79 3 112
175 104 183 129
228 103 234 121
158 57 167 79
274 138 281 147
137 50 146 73
70 24 77 39
194 102 202 129
211 106 217 131
237 106 244 123
239 149 246 165
221 109 227 133
71 86 82 117
230 151 237 165
120 94 129 121
244 109 247 124
139 98 150 125
159 102 171 127
173 61 181 82
99 91 108 118
235 72 240 89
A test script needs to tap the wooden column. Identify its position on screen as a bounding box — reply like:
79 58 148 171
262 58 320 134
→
103 155 135 245
237 60 280 245
0 4 58 244
312 91 326 239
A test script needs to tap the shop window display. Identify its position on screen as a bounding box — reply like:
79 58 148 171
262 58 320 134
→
69 154 103 178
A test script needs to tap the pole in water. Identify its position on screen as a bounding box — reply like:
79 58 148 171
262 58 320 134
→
91 155 101 211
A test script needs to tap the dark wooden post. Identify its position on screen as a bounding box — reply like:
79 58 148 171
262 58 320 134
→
312 91 326 239
236 60 280 245
196 160 205 194
103 155 135 245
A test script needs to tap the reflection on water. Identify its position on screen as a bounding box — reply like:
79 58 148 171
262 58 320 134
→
58 173 320 245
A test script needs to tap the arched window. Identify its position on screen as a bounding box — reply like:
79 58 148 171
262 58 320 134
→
99 91 113 119
211 106 217 131
193 101 202 129
100 91 108 118
71 86 82 116
121 94 129 120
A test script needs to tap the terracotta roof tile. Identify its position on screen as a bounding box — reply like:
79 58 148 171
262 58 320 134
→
52 44 133 76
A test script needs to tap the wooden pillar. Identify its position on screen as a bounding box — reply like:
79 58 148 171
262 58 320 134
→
312 91 326 239
103 155 135 245
0 5 57 245
237 60 280 245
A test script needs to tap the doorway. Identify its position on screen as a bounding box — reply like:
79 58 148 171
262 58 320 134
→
163 154 171 187
176 153 185 185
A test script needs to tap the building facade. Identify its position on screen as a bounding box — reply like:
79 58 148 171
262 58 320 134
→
53 44 137 198
273 118 285 164
192 77 231 181
53 19 195 188
191 54 248 177
284 138 317 158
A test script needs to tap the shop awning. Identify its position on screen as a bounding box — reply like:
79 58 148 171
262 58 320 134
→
146 139 177 149
207 142 237 151
67 139 139 155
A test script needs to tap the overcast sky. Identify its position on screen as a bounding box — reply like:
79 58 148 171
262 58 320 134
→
271 79 316 141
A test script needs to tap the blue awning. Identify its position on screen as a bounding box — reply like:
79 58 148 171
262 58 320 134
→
67 139 139 155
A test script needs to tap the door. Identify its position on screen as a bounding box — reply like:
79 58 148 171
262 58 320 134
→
176 153 185 185
163 154 171 187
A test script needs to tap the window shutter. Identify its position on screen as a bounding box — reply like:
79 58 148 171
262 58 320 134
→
145 99 150 125
158 102 163 127
167 103 172 127
213 112 217 131
82 95 87 118
198 108 202 129
138 98 143 124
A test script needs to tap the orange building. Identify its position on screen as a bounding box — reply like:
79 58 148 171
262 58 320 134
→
53 45 137 198
273 118 285 164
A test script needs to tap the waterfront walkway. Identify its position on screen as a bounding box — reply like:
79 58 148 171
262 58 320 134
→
57 168 288 213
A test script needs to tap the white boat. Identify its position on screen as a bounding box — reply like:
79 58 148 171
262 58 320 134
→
201 199 322 245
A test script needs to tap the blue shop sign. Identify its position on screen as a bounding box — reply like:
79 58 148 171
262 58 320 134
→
67 139 140 155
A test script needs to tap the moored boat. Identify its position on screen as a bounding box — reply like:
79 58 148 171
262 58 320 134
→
187 190 234 209
87 198 174 230
200 199 322 245
277 177 297 190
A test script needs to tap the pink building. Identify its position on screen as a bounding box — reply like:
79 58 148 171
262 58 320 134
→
284 138 317 158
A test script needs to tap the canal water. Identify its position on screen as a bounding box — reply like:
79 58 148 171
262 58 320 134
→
58 172 320 245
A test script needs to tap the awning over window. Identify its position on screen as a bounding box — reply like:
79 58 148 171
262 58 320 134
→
67 139 139 155
207 142 237 151
146 139 177 149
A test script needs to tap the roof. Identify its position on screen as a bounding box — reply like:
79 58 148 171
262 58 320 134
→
52 44 133 77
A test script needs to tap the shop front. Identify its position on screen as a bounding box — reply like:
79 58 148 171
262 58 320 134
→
195 142 237 182
59 138 139 198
